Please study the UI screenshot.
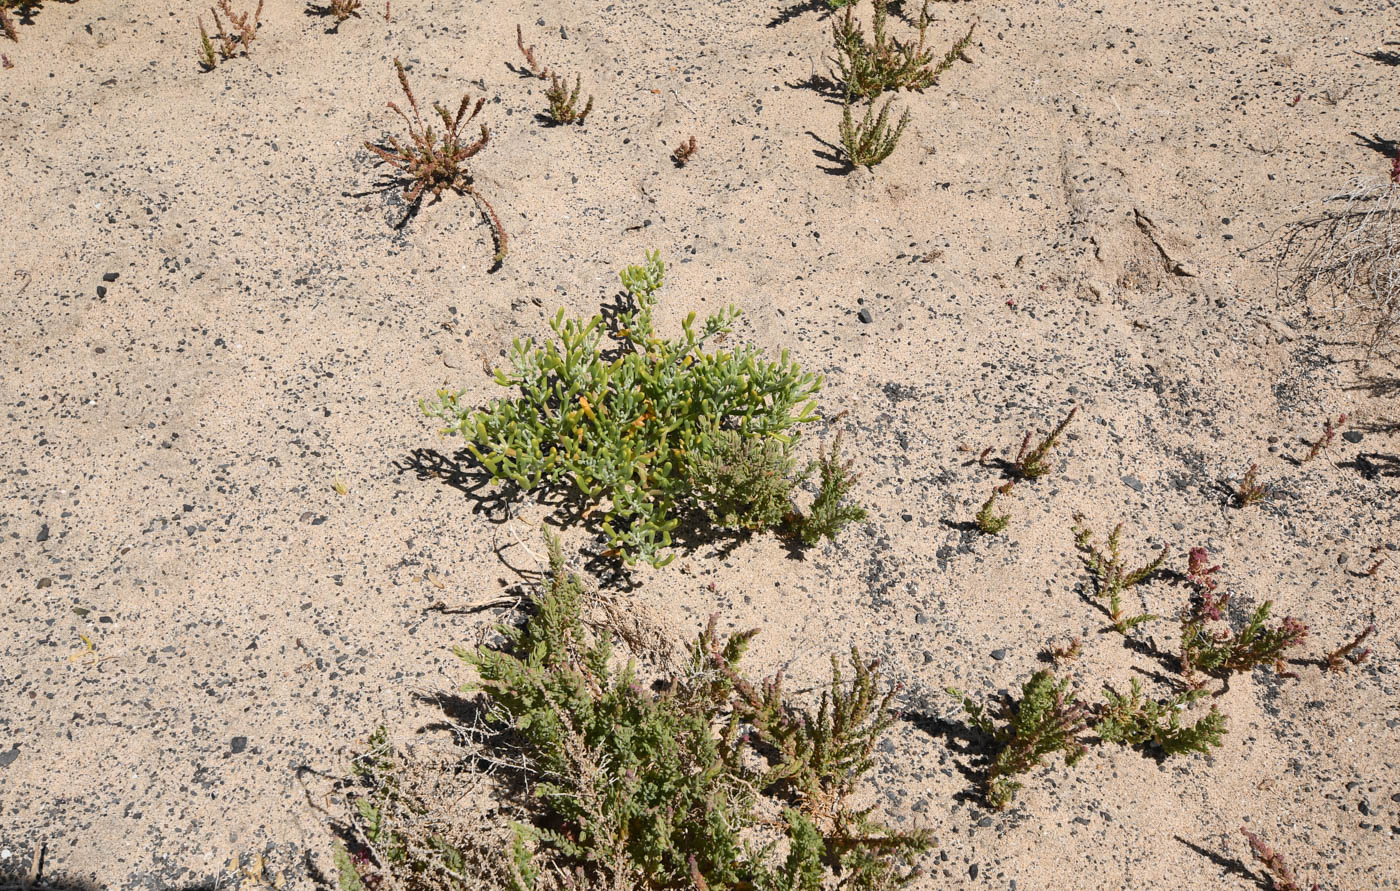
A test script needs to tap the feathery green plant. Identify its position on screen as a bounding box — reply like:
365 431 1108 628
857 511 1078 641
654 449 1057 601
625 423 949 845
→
422 252 855 566
839 95 911 168
545 73 594 125
1072 515 1167 635
1096 680 1226 756
949 670 1090 810
795 432 868 545
1180 599 1308 684
1012 405 1077 480
448 533 930 889
974 483 1012 534
689 430 800 532
831 0 975 99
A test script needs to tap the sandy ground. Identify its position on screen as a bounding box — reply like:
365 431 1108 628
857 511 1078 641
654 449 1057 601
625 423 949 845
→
2 0 1398 887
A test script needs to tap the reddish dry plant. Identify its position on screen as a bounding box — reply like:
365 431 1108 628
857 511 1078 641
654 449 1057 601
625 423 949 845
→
1046 637 1082 665
1392 154 1400 184
1302 412 1347 463
1186 546 1222 594
199 0 263 70
365 59 507 265
1364 543 1393 577
1 53 11 68
1235 462 1269 507
1324 624 1376 672
1239 827 1318 891
516 24 551 79
672 135 698 167
1 8 15 43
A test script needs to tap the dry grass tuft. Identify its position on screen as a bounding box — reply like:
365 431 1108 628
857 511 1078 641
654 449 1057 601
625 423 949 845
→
1282 177 1400 363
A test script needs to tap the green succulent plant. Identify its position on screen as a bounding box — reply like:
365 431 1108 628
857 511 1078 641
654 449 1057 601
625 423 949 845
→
422 252 858 565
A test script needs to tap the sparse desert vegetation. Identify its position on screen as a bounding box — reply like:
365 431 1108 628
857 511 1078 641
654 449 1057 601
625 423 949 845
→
1 0 1397 888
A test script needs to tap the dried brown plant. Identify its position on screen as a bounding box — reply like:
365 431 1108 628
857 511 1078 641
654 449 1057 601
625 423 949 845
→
1239 827 1318 891
1324 624 1375 672
672 135 697 167
1302 412 1347 463
308 0 362 25
198 0 262 69
364 59 507 265
515 23 551 79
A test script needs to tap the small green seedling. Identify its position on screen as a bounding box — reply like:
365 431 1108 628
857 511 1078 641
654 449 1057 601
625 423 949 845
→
1072 515 1167 635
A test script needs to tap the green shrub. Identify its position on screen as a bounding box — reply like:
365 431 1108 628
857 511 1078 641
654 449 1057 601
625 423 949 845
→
949 670 1090 810
831 0 974 100
838 95 911 169
950 670 1228 810
423 252 863 565
450 533 930 889
794 432 868 545
688 430 800 532
1096 680 1226 756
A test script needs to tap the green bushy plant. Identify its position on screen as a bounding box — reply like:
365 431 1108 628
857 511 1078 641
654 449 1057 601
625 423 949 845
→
422 252 863 565
1180 599 1308 685
950 669 1228 810
831 0 974 100
949 670 1090 810
448 533 930 889
1072 515 1168 635
794 432 868 545
839 95 910 168
1096 680 1226 756
688 430 800 532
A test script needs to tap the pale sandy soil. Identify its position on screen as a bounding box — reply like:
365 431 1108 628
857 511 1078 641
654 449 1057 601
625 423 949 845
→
1 0 1398 888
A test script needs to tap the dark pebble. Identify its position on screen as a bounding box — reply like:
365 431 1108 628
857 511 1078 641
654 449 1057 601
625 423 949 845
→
1342 431 1363 444
0 745 19 769
96 285 107 298
102 272 119 282
990 648 1007 660
37 577 52 589
968 864 979 879
1360 800 1372 816
230 736 248 754
857 308 872 324
36 523 50 542
1121 475 1144 493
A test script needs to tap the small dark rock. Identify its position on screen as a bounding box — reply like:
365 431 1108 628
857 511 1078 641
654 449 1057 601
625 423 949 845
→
230 736 248 754
857 308 873 324
1342 430 1363 444
0 745 19 769
1360 799 1373 816
1121 475 1144 493
36 523 50 542
96 285 107 298
990 648 1007 661
102 272 119 282
968 864 979 879
36 577 52 589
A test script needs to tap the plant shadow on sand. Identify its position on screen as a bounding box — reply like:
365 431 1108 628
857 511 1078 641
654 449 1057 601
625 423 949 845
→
393 446 809 591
